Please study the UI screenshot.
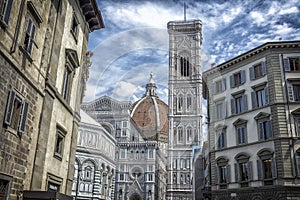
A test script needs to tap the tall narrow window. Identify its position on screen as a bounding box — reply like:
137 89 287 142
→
180 57 190 77
70 13 79 41
252 86 269 108
236 126 247 145
233 119 248 145
178 95 183 112
186 95 192 111
23 17 36 55
186 127 193 143
62 65 72 100
4 90 29 136
0 0 13 27
231 94 247 115
217 129 226 149
178 127 183 143
54 126 66 160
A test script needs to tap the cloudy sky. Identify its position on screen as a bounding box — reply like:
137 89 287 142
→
84 0 300 105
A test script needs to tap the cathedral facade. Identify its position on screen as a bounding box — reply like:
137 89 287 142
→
81 74 168 200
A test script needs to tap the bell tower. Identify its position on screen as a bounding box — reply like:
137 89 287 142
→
167 19 203 199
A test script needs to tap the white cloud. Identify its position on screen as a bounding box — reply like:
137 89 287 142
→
112 81 138 100
279 6 298 15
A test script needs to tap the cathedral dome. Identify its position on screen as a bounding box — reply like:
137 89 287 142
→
131 73 168 142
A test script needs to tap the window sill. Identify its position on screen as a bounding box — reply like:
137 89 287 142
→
0 20 8 29
53 152 62 161
19 46 33 63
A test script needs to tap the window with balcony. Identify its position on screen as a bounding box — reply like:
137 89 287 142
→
230 70 246 88
0 0 13 27
283 57 300 72
249 62 266 80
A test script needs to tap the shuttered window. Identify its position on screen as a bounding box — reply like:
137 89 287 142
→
287 83 300 102
283 57 300 72
23 17 36 55
213 78 226 94
236 126 247 145
251 87 269 108
230 70 246 88
257 119 272 140
249 61 266 80
231 94 247 115
4 90 29 137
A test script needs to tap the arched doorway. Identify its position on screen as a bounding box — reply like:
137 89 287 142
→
130 193 142 200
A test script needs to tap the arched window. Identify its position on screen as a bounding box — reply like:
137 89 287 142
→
180 57 190 77
178 127 183 143
178 95 183 112
186 127 193 143
186 95 192 111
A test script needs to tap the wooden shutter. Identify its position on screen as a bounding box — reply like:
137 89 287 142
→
267 120 273 138
271 157 277 179
262 61 266 75
296 155 300 177
257 160 263 180
212 82 216 94
241 70 246 84
231 99 236 115
230 75 234 88
265 87 269 105
4 90 15 125
227 164 231 183
283 58 290 71
222 78 226 91
18 101 29 135
248 161 253 180
251 91 257 109
242 95 248 112
258 122 264 141
249 66 254 80
234 163 240 182
287 85 294 101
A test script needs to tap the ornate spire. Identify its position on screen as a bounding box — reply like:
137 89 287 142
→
145 72 157 97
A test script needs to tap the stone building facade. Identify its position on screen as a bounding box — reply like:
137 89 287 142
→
167 19 203 199
81 74 168 200
0 0 103 199
72 110 116 200
203 41 300 199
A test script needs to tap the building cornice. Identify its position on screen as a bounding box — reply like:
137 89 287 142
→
203 41 300 78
